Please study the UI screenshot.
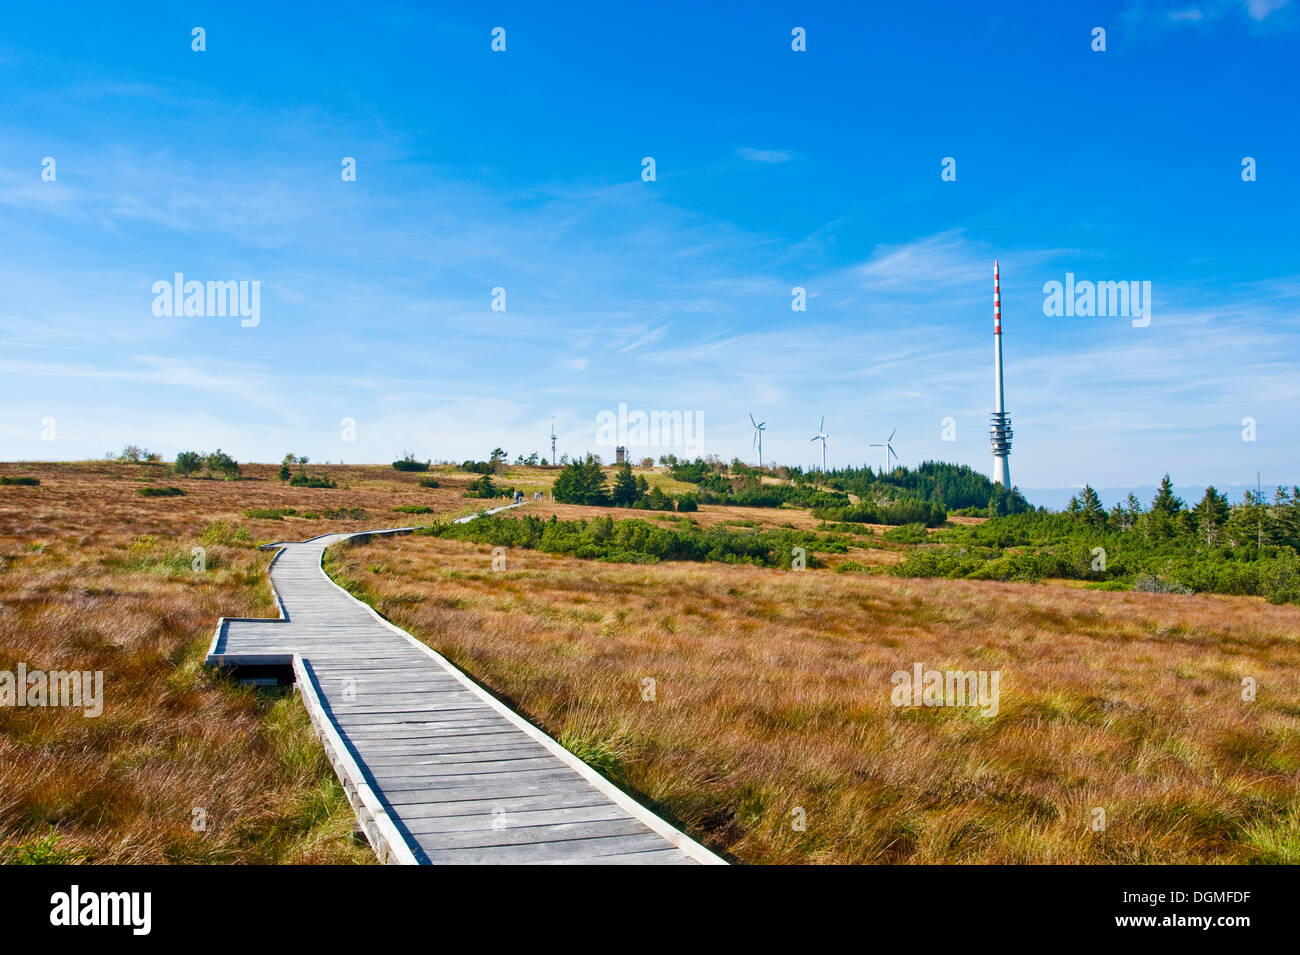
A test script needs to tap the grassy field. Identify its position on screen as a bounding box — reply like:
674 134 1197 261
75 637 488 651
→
0 460 493 863
324 530 1300 864
4 460 1298 864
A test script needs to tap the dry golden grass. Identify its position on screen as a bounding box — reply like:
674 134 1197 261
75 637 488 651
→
326 533 1300 865
0 460 496 863
8 461 1298 865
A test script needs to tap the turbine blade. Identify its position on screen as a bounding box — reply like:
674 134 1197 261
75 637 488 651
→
888 428 896 442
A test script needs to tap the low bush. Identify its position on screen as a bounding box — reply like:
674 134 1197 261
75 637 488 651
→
289 472 336 488
881 523 929 544
814 498 947 527
393 453 430 472
139 486 185 497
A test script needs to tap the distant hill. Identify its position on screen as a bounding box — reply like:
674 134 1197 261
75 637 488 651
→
818 461 1033 515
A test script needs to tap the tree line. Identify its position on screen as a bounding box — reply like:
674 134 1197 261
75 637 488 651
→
893 474 1300 604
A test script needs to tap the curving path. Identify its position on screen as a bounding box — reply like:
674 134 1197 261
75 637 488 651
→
205 506 724 865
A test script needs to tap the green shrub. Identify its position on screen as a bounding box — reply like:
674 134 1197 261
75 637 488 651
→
419 477 440 488
393 505 433 514
465 474 511 499
882 523 929 543
1257 555 1300 604
0 828 87 864
890 546 989 579
289 471 336 488
199 521 251 546
392 453 429 472
815 499 947 527
139 486 185 497
0 476 39 486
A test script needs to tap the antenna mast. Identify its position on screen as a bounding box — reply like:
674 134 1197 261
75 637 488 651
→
990 260 1013 486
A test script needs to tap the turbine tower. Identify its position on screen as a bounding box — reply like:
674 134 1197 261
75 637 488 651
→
989 260 1013 486
749 413 766 468
550 417 558 466
810 416 828 472
869 428 898 474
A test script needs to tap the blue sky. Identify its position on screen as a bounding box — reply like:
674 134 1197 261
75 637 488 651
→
1 1 1297 498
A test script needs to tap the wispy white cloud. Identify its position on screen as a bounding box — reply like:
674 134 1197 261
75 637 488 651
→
1124 0 1294 28
737 147 795 164
614 322 673 353
1247 0 1290 19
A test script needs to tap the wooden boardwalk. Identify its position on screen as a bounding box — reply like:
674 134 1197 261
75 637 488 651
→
205 508 723 865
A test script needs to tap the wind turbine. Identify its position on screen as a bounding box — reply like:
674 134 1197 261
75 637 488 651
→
810 416 828 472
749 413 766 468
869 428 898 474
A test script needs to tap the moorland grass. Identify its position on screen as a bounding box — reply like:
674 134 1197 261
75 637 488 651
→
324 533 1300 864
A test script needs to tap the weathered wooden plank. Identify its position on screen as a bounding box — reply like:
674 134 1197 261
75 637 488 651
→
405 817 657 850
389 791 614 820
420 832 684 864
378 776 604 806
401 803 634 834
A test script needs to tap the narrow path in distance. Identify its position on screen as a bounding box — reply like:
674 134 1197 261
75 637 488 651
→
206 504 724 865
